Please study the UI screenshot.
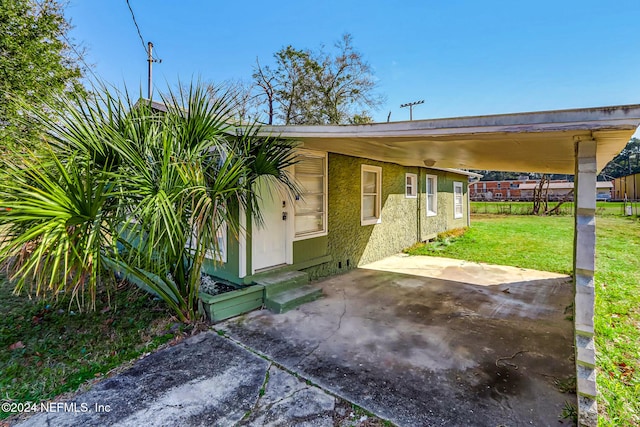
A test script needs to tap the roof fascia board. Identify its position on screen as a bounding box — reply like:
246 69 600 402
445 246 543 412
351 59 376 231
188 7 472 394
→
262 104 640 139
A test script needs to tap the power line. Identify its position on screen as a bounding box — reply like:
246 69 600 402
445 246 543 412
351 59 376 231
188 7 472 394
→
125 0 147 54
124 0 161 61
60 33 100 82
124 0 162 99
32 0 99 83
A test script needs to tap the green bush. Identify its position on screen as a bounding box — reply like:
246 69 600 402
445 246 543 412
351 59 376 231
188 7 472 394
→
0 83 298 322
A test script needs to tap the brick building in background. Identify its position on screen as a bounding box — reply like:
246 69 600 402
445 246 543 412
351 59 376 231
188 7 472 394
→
469 179 540 200
470 179 613 201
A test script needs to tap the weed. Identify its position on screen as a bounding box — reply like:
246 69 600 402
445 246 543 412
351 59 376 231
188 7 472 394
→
561 401 578 425
564 302 574 314
564 302 574 321
555 376 577 394
258 369 270 397
403 228 469 255
351 403 375 418
436 227 468 240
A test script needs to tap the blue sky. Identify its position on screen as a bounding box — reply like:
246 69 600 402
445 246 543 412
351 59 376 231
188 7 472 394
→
66 0 640 124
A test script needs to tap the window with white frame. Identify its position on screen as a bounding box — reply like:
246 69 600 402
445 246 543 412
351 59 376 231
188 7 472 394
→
426 175 437 216
214 225 227 262
405 173 417 198
454 181 464 219
361 165 382 225
187 223 227 263
294 151 327 239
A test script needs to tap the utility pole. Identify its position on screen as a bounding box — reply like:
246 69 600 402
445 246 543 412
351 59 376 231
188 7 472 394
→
147 42 161 100
400 100 424 121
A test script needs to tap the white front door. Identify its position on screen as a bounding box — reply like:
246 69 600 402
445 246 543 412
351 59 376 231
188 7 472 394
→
252 180 289 272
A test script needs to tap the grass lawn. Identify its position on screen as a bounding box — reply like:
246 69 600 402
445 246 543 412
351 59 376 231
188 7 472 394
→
406 214 640 426
0 280 182 420
407 215 575 274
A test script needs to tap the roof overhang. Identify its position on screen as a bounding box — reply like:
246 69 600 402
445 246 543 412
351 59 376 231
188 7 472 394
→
261 105 640 174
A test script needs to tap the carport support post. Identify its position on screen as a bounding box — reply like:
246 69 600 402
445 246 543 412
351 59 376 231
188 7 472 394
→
573 138 598 427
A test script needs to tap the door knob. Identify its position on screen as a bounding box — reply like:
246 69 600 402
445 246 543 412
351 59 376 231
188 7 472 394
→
282 212 288 220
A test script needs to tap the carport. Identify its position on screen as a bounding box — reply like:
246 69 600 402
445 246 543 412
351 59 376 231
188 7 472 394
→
222 256 575 426
260 105 640 426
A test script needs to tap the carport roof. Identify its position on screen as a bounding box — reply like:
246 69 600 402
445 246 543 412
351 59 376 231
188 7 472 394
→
263 105 640 174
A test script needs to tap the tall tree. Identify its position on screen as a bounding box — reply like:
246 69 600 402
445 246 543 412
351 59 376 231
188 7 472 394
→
312 34 380 124
599 137 640 179
252 59 276 124
272 46 317 125
0 0 83 154
203 79 262 123
253 34 382 125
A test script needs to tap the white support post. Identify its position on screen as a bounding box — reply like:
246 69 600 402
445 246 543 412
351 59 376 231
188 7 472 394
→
238 205 247 279
466 182 471 227
573 138 598 427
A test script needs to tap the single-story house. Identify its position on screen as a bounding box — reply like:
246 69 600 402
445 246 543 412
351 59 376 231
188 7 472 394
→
196 104 640 427
143 99 477 284
142 99 476 284
203 151 478 284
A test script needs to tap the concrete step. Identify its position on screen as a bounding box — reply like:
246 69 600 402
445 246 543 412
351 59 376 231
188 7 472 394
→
254 270 309 298
265 284 323 314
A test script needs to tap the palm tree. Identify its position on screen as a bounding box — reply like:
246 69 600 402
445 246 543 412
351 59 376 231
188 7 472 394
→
0 82 298 322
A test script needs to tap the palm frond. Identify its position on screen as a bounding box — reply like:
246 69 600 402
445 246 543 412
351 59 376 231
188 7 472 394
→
1 80 302 322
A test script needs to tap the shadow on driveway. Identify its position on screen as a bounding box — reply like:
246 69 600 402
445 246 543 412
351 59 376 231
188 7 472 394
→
221 255 576 427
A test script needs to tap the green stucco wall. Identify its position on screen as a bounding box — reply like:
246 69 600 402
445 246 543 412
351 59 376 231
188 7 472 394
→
302 153 468 279
420 171 468 240
293 236 329 264
204 153 469 284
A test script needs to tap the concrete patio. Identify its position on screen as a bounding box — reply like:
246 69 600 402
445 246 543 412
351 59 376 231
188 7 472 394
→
221 255 576 426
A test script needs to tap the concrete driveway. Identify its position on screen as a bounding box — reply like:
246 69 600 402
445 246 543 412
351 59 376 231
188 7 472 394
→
222 255 576 426
12 331 386 427
13 255 575 427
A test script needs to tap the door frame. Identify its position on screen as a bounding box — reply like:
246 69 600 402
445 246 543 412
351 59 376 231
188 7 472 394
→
250 181 293 274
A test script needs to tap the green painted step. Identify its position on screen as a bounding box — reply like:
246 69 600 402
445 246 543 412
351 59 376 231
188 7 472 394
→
264 284 323 314
254 270 310 298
